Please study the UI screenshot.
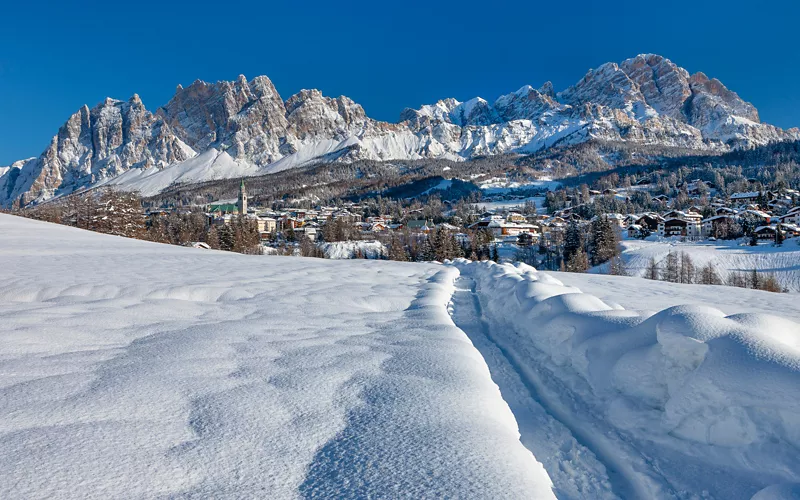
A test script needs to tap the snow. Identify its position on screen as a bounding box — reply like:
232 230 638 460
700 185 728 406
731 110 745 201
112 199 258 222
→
100 148 257 197
0 214 554 499
611 238 800 292
318 240 387 259
5 212 800 498
451 259 800 499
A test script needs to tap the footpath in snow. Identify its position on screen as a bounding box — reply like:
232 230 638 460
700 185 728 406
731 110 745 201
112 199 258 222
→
0 215 554 499
450 259 800 500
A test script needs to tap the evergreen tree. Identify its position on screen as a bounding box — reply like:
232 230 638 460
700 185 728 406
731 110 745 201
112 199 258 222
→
565 249 589 273
563 220 583 264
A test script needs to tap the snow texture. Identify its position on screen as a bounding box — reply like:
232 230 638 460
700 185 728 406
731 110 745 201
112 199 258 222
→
0 214 554 499
452 259 800 499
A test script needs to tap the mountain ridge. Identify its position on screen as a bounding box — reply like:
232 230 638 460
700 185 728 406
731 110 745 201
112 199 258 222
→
3 53 798 207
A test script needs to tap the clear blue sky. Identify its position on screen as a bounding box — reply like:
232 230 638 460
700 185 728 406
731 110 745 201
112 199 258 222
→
2 0 799 165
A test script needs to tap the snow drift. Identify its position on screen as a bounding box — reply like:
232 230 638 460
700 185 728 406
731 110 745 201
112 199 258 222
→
0 215 555 499
453 259 800 499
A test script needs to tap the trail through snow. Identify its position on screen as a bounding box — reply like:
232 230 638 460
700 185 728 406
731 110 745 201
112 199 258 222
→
450 275 673 500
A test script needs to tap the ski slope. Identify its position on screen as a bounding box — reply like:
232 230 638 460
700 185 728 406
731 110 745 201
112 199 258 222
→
0 215 554 499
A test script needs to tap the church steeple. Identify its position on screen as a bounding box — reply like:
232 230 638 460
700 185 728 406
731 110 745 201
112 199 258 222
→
237 179 248 215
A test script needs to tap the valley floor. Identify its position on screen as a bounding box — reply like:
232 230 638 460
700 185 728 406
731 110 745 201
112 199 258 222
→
2 214 799 499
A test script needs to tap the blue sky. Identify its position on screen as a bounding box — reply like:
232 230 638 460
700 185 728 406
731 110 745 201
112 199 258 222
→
2 0 799 165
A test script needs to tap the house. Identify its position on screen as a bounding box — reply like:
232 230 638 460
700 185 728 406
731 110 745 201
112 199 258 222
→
634 213 664 231
753 225 777 240
627 224 646 238
702 215 736 239
664 210 701 222
658 218 688 237
730 191 761 205
255 217 277 233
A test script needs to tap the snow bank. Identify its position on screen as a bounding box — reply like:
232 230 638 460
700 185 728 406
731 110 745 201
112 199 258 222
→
454 259 800 498
318 239 386 259
0 215 554 498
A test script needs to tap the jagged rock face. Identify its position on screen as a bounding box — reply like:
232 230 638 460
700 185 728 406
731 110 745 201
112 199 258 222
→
157 75 289 165
2 53 797 207
493 85 561 122
285 89 369 141
2 97 192 206
620 54 691 119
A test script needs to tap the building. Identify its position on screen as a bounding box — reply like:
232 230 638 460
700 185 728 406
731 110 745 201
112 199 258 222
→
238 179 248 215
658 218 688 237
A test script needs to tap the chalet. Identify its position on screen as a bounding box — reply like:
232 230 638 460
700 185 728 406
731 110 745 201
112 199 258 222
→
634 213 664 231
701 215 737 239
753 225 777 240
627 224 646 238
664 210 702 222
730 192 761 205
779 211 800 225
658 218 700 238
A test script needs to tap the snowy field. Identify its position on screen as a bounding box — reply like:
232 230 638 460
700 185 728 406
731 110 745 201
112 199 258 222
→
3 214 800 499
613 238 800 292
0 215 553 499
453 260 800 499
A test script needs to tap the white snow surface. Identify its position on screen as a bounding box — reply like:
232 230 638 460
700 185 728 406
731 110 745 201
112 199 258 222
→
99 148 256 197
611 238 800 293
451 259 800 499
318 240 387 259
0 215 554 499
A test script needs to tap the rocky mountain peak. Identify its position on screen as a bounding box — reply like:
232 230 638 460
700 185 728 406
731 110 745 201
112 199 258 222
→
2 55 796 208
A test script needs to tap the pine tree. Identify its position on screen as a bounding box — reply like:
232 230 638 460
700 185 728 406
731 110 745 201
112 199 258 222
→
388 235 409 261
491 245 499 262
563 220 583 264
565 249 589 273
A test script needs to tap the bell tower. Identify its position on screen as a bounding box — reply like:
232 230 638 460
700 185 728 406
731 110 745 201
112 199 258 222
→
238 179 248 215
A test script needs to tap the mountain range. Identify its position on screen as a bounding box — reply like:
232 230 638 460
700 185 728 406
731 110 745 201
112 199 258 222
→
3 53 798 207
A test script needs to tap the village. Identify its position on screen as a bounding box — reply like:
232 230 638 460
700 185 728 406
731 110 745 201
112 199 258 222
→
175 176 800 266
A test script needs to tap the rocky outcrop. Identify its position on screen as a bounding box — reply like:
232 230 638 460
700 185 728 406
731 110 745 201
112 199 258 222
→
2 54 797 207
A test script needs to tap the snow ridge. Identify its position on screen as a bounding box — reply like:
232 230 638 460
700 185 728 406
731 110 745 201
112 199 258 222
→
453 259 800 499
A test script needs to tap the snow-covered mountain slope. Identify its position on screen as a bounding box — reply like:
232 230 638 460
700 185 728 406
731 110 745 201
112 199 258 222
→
0 214 555 499
601 238 800 293
452 260 800 499
3 53 799 207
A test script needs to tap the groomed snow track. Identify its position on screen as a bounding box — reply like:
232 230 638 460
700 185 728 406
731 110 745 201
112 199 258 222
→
447 260 800 500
